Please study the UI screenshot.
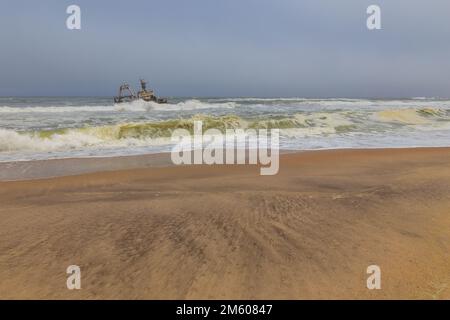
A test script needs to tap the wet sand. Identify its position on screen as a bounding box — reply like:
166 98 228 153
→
0 148 449 299
0 152 174 181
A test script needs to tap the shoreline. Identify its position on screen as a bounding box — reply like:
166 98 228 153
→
0 147 449 299
1 146 450 181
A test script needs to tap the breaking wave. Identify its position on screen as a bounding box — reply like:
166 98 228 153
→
0 105 114 113
1 108 449 154
0 99 237 114
3 98 450 114
376 108 450 124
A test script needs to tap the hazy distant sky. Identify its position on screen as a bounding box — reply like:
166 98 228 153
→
1 0 450 97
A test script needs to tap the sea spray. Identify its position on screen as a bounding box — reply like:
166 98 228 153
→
0 97 450 161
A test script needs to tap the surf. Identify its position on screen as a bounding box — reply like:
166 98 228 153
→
0 97 450 161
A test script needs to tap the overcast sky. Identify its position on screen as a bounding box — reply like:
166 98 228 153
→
1 0 450 97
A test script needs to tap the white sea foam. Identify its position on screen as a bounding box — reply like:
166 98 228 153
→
0 127 173 154
0 99 238 114
0 105 115 113
116 99 237 112
1 98 450 114
1 97 450 161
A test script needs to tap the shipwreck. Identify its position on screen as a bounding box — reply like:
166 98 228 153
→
114 79 167 104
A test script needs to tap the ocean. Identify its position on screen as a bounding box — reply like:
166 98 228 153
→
0 97 450 162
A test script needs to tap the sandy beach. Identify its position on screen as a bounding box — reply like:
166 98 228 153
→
0 148 449 299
